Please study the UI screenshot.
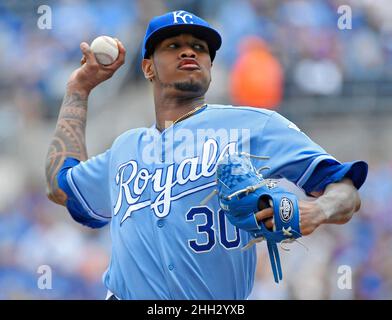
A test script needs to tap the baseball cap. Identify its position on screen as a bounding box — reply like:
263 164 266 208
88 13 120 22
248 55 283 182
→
142 10 222 61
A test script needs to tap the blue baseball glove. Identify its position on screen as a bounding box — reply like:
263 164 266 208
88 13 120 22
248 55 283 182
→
212 152 302 283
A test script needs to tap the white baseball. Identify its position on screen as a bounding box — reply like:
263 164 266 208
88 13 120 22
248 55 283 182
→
90 36 119 65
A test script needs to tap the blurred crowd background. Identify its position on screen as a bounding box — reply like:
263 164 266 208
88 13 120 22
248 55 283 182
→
0 0 391 299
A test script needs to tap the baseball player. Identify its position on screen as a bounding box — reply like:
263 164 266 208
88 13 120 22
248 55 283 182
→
45 10 368 299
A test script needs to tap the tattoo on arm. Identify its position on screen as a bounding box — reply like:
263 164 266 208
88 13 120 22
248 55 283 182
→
45 92 88 205
316 178 361 225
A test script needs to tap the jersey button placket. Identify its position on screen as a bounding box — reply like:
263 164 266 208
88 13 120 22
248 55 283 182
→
160 131 165 163
152 128 177 296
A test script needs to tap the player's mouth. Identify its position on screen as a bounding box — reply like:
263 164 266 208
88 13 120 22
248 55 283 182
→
178 58 200 71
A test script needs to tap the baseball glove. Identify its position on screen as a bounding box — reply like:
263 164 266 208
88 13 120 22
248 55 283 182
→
204 152 302 283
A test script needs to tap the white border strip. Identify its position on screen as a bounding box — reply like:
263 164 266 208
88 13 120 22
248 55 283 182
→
296 155 339 188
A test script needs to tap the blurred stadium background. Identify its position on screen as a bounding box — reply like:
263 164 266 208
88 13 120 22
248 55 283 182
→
0 0 391 299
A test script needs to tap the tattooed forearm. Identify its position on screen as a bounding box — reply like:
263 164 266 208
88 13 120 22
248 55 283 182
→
45 91 89 205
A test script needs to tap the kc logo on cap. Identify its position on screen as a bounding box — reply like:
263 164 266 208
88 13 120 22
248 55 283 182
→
142 10 222 60
173 11 194 24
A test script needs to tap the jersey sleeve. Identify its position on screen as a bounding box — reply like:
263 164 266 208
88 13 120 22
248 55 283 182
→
57 149 112 228
258 112 368 194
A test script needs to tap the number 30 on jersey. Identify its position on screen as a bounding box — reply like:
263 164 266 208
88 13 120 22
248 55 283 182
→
185 206 241 253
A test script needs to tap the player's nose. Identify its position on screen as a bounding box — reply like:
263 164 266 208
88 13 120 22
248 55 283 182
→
179 47 197 59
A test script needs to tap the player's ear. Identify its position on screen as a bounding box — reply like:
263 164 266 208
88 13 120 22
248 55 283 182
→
142 58 154 82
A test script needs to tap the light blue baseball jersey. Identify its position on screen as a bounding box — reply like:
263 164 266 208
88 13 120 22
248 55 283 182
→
57 104 368 299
